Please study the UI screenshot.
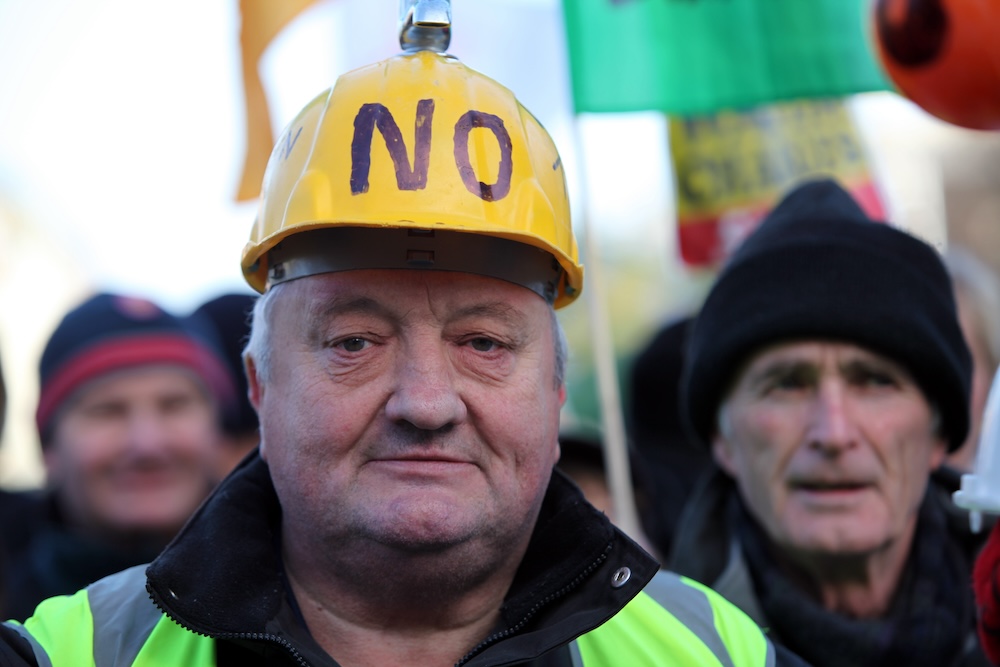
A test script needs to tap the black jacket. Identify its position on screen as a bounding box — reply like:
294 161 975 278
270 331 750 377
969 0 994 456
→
0 489 161 622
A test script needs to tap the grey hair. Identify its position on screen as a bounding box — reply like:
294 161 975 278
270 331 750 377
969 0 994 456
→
242 282 285 384
243 280 568 388
553 312 568 388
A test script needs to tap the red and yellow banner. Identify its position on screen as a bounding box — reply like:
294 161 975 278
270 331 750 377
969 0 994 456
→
670 99 884 266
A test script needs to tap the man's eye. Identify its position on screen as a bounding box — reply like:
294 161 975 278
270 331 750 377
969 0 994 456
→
84 404 127 420
857 371 897 388
764 370 812 393
775 375 808 390
339 337 369 352
469 337 498 352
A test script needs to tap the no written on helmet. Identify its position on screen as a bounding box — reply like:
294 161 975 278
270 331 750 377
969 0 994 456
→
241 50 583 309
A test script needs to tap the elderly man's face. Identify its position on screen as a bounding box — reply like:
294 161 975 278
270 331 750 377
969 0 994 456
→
251 270 564 561
713 341 947 558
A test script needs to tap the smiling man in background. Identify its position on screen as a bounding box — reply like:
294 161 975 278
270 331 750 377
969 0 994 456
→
0 292 233 621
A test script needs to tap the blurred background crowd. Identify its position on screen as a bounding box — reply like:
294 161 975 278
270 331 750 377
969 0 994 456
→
1 0 1000 649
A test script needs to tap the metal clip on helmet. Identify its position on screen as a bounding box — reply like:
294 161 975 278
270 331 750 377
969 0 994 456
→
241 1 582 308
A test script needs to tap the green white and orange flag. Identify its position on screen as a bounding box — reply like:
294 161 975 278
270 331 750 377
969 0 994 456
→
562 0 891 115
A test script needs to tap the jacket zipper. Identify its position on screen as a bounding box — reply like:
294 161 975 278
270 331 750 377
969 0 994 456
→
147 588 313 667
455 541 613 667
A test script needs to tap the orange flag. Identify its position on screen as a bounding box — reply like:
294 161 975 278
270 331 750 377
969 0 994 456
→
236 0 320 202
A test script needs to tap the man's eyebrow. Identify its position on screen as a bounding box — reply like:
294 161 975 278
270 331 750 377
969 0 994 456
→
451 302 529 327
305 296 392 329
744 359 813 387
840 356 907 378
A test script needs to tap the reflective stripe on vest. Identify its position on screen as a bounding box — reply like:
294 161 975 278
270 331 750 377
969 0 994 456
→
12 565 214 667
573 570 775 667
9 568 773 666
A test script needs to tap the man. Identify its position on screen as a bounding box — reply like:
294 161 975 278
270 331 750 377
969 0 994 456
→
670 178 989 666
190 292 261 479
555 418 657 556
626 314 712 559
0 292 234 621
0 18 805 666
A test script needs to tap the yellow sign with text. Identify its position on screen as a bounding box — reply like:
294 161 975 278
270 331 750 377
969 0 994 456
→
670 99 883 266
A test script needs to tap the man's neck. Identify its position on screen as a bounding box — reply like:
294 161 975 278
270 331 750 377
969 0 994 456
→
283 540 525 667
784 523 917 619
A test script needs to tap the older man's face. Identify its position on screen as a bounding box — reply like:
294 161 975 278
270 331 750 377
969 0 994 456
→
251 269 564 565
713 341 947 558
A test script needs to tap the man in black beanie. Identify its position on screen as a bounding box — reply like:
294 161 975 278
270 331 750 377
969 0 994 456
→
669 178 990 667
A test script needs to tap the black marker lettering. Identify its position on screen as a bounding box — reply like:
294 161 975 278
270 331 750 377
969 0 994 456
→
350 99 435 195
453 111 513 202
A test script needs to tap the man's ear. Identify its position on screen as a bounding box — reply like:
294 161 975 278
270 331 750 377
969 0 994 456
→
928 437 948 472
42 444 62 483
245 355 263 410
711 433 738 477
245 355 267 460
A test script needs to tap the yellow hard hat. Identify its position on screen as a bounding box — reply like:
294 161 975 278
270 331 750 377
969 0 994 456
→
241 48 582 308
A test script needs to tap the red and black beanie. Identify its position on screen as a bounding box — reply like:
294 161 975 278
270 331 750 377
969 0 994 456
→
681 178 972 452
36 292 237 444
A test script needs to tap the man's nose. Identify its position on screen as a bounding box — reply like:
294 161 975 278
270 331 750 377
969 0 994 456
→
806 380 856 454
384 340 468 432
124 409 170 455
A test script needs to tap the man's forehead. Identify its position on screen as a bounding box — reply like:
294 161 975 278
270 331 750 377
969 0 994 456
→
69 365 210 404
286 269 547 321
742 339 906 374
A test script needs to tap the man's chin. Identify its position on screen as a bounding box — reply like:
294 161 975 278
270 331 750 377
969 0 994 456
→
784 531 888 561
367 503 475 554
371 517 479 554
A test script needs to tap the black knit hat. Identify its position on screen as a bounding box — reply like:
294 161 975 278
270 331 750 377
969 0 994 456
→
37 292 236 444
681 178 972 452
191 293 259 437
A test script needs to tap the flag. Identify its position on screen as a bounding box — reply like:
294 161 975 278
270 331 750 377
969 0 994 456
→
670 98 884 266
562 0 891 114
236 0 321 202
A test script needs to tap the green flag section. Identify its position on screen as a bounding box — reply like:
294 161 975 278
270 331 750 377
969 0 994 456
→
670 99 884 266
562 0 891 114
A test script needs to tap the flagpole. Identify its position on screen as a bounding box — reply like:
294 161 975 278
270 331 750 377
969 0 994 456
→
570 116 642 540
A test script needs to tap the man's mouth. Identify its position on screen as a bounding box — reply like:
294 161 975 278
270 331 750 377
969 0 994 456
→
378 452 471 464
794 481 869 492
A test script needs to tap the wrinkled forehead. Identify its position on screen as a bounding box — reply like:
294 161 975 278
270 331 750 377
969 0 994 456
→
66 364 215 404
276 268 551 325
732 338 919 386
48 365 215 442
